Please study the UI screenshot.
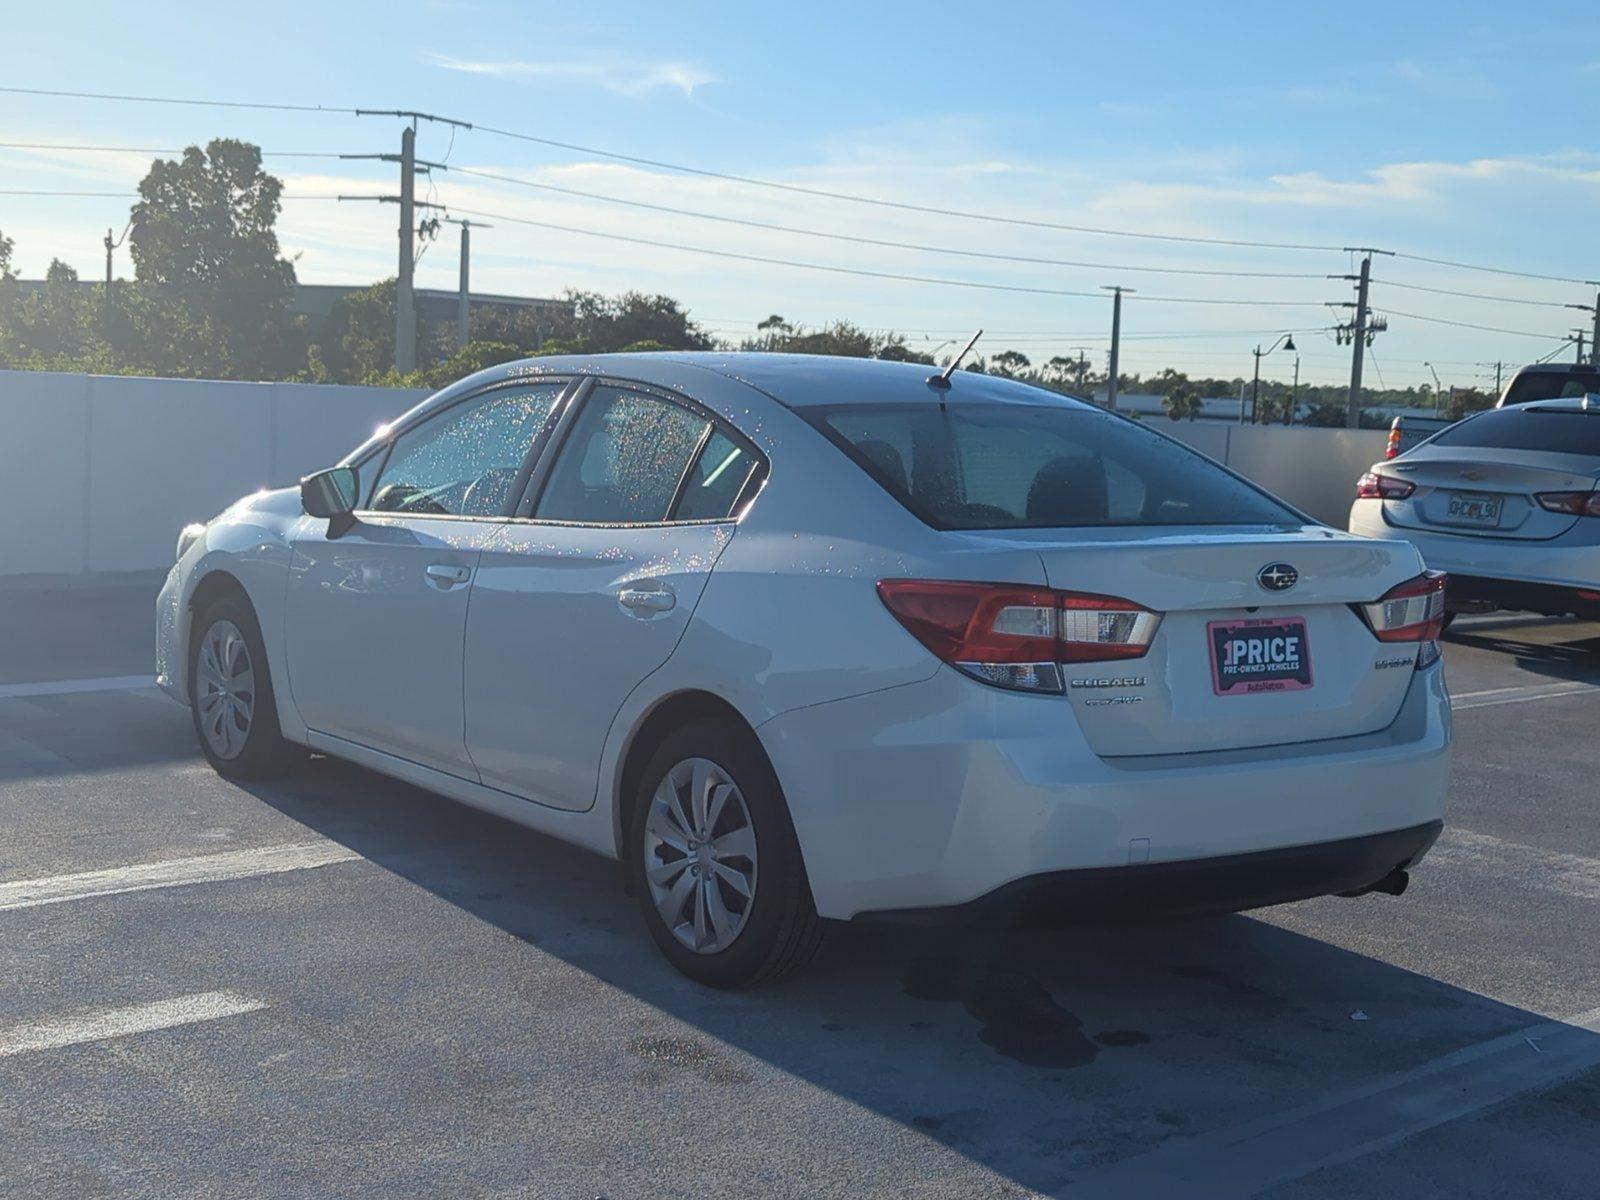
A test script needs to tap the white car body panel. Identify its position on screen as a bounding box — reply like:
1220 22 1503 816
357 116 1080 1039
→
158 352 1451 922
1348 405 1600 593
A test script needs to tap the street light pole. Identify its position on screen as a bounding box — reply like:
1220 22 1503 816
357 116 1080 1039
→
1424 362 1443 415
1247 333 1296 425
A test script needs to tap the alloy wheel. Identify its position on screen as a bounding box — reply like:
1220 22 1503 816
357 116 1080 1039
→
642 757 758 954
196 618 255 760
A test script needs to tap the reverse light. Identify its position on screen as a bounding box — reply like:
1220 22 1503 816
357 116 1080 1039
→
876 579 1161 694
1535 491 1600 517
1356 570 1448 669
1356 471 1415 500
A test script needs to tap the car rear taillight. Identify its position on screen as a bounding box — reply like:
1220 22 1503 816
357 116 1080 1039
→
1355 570 1447 669
1384 424 1401 459
1356 471 1415 500
1535 491 1600 517
876 579 1161 694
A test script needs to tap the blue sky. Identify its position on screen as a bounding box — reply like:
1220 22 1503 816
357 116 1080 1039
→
3 0 1597 388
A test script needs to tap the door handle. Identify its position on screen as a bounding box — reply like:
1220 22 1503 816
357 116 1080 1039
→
617 585 676 614
425 563 472 590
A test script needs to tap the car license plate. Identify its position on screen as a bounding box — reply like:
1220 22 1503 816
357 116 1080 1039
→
1208 617 1313 696
1443 491 1502 527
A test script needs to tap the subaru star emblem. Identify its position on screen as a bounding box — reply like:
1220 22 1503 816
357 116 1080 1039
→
1257 563 1298 592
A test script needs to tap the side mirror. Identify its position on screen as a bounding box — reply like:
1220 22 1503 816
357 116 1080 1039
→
301 466 360 536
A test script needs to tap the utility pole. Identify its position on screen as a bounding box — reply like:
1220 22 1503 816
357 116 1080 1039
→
348 109 473 373
1290 355 1300 424
1331 249 1392 429
396 125 417 374
1102 286 1132 411
1574 330 1588 366
445 218 491 350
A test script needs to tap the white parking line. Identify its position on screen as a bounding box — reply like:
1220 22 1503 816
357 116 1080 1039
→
1451 681 1600 710
1069 1005 1600 1198
0 841 363 913
1431 828 1600 901
0 991 266 1057
0 675 156 700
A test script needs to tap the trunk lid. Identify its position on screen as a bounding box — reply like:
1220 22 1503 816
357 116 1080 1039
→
958 525 1426 757
1379 448 1600 541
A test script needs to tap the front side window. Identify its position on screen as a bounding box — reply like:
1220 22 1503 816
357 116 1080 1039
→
368 383 565 517
535 386 710 524
808 401 1298 529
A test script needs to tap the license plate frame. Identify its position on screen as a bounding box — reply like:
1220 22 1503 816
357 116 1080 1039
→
1442 491 1503 527
1208 617 1314 696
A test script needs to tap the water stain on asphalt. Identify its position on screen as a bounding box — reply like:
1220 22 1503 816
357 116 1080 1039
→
627 1034 752 1085
903 958 1100 1069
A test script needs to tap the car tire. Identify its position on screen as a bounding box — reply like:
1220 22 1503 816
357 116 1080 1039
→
189 594 305 779
628 718 828 988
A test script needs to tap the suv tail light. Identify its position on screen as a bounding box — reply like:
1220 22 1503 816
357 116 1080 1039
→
1384 424 1402 459
1355 570 1447 669
876 579 1160 694
1356 471 1415 500
1535 491 1600 517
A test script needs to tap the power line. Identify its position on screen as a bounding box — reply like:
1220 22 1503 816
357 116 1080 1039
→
6 83 1590 285
442 203 1331 306
1371 278 1581 308
1381 308 1568 340
0 85 357 115
469 123 1343 253
1389 250 1591 287
0 141 347 158
445 164 1331 280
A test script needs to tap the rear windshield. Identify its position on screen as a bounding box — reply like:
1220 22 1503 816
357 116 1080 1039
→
1502 370 1600 406
1429 407 1600 456
804 402 1298 529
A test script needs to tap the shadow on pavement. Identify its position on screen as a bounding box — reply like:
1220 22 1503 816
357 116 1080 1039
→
232 753 1598 1195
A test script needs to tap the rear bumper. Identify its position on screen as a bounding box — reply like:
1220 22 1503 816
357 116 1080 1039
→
760 662 1451 920
870 821 1442 923
1349 501 1600 601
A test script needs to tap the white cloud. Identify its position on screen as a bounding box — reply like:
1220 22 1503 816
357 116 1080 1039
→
425 51 717 98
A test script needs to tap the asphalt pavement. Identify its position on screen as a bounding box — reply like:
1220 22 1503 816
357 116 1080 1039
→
1 576 1598 1199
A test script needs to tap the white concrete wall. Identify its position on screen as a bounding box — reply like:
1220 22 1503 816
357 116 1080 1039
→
1156 421 1387 526
0 371 1389 578
1 371 426 576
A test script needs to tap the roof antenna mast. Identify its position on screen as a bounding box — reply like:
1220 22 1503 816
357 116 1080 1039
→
927 328 983 392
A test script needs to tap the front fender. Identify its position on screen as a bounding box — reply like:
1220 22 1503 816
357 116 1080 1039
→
155 490 305 740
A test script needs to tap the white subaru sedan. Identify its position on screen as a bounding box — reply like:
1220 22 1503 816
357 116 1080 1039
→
158 354 1450 986
1350 399 1600 621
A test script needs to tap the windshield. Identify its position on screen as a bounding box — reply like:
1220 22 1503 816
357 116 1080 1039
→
1502 370 1600 406
1428 406 1600 456
805 402 1299 529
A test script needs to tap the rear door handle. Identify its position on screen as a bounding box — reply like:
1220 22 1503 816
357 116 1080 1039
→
617 586 676 614
425 563 472 590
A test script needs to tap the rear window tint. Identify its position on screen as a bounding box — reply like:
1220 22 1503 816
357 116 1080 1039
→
805 402 1297 529
1502 371 1600 406
1429 407 1600 456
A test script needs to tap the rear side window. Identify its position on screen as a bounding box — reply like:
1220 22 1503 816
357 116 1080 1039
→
672 430 760 520
808 402 1297 529
1428 407 1600 456
535 386 710 524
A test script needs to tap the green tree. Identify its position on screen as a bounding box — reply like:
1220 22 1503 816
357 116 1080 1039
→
989 349 1031 378
127 138 298 378
1162 381 1203 421
0 229 13 281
